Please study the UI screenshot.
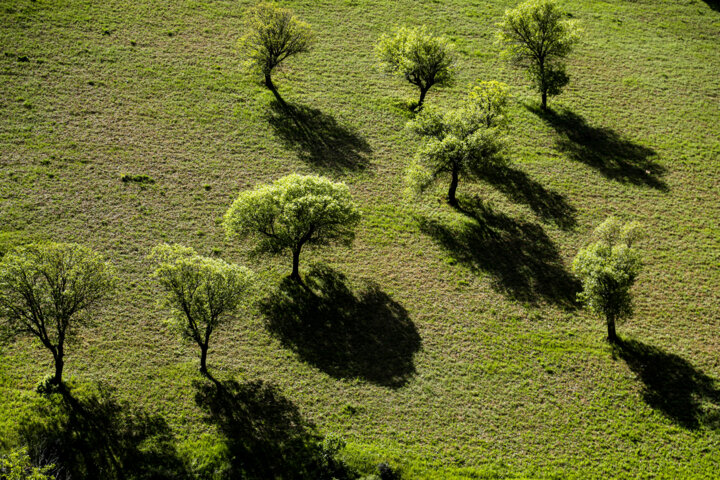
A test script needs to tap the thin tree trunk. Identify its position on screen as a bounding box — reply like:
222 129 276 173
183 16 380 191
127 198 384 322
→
264 73 274 91
417 86 429 110
290 248 301 281
199 343 209 375
541 90 547 110
607 314 618 343
448 164 459 207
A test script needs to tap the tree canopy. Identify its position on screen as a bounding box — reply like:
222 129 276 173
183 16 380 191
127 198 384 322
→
572 217 642 343
375 26 456 110
224 174 361 281
405 86 508 207
239 1 314 92
0 242 116 386
150 243 254 375
497 0 578 110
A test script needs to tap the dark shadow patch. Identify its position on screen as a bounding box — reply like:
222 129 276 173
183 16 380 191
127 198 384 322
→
613 339 720 430
194 378 354 480
530 106 667 191
260 265 420 388
267 100 371 172
18 384 185 480
702 0 719 12
479 164 577 230
418 199 580 308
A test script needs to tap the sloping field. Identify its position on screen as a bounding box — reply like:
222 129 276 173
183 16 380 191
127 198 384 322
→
1 0 719 477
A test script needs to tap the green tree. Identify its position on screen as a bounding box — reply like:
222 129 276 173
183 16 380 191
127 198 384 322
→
405 86 508 207
0 448 54 480
0 243 115 387
375 26 456 110
239 1 314 93
572 217 642 343
150 244 254 376
468 80 511 127
224 174 361 282
497 0 579 110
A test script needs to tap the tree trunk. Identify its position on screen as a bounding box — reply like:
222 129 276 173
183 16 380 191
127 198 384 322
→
264 73 274 91
53 351 64 385
417 86 429 110
606 314 618 343
448 164 459 207
290 248 301 281
541 90 548 111
199 343 209 375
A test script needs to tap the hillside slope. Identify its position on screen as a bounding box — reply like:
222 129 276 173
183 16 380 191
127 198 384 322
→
1 0 719 477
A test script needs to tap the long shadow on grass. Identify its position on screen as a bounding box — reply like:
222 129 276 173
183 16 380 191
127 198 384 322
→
613 339 720 430
478 164 577 230
530 107 667 191
194 377 353 479
19 384 185 480
418 198 579 308
260 265 420 388
267 100 371 172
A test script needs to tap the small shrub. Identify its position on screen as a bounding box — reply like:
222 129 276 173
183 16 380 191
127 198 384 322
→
120 173 155 185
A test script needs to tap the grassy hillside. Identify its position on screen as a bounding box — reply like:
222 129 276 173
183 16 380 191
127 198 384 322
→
1 0 719 477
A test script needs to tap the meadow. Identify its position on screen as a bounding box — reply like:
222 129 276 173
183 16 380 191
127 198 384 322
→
1 0 719 477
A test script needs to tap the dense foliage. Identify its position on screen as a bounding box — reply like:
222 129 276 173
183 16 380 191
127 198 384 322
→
239 1 314 91
0 448 54 480
224 174 361 281
405 85 508 206
0 243 115 386
573 217 642 342
497 0 579 109
150 244 254 375
375 26 456 110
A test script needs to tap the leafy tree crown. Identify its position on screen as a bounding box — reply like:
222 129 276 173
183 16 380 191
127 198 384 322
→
405 94 507 195
239 1 314 75
572 217 643 323
0 242 116 344
150 244 254 344
497 0 578 65
223 174 361 254
375 26 456 90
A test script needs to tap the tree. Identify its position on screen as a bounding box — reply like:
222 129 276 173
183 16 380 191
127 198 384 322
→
239 1 314 93
497 0 579 110
405 86 508 207
469 80 511 128
223 174 361 282
150 244 254 376
572 217 642 343
0 243 115 387
375 26 456 110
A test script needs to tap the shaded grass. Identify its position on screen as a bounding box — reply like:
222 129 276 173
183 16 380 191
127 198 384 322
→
417 198 580 309
529 106 668 191
266 99 372 173
613 338 720 430
261 264 421 388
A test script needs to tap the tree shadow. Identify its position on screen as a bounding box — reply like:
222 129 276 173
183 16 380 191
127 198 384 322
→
267 100 372 172
418 198 580 308
703 0 719 11
478 164 577 230
18 384 185 480
260 264 421 388
193 377 354 480
613 339 720 430
530 106 668 191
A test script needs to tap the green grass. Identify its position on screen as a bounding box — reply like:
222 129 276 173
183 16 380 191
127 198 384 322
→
1 0 719 477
